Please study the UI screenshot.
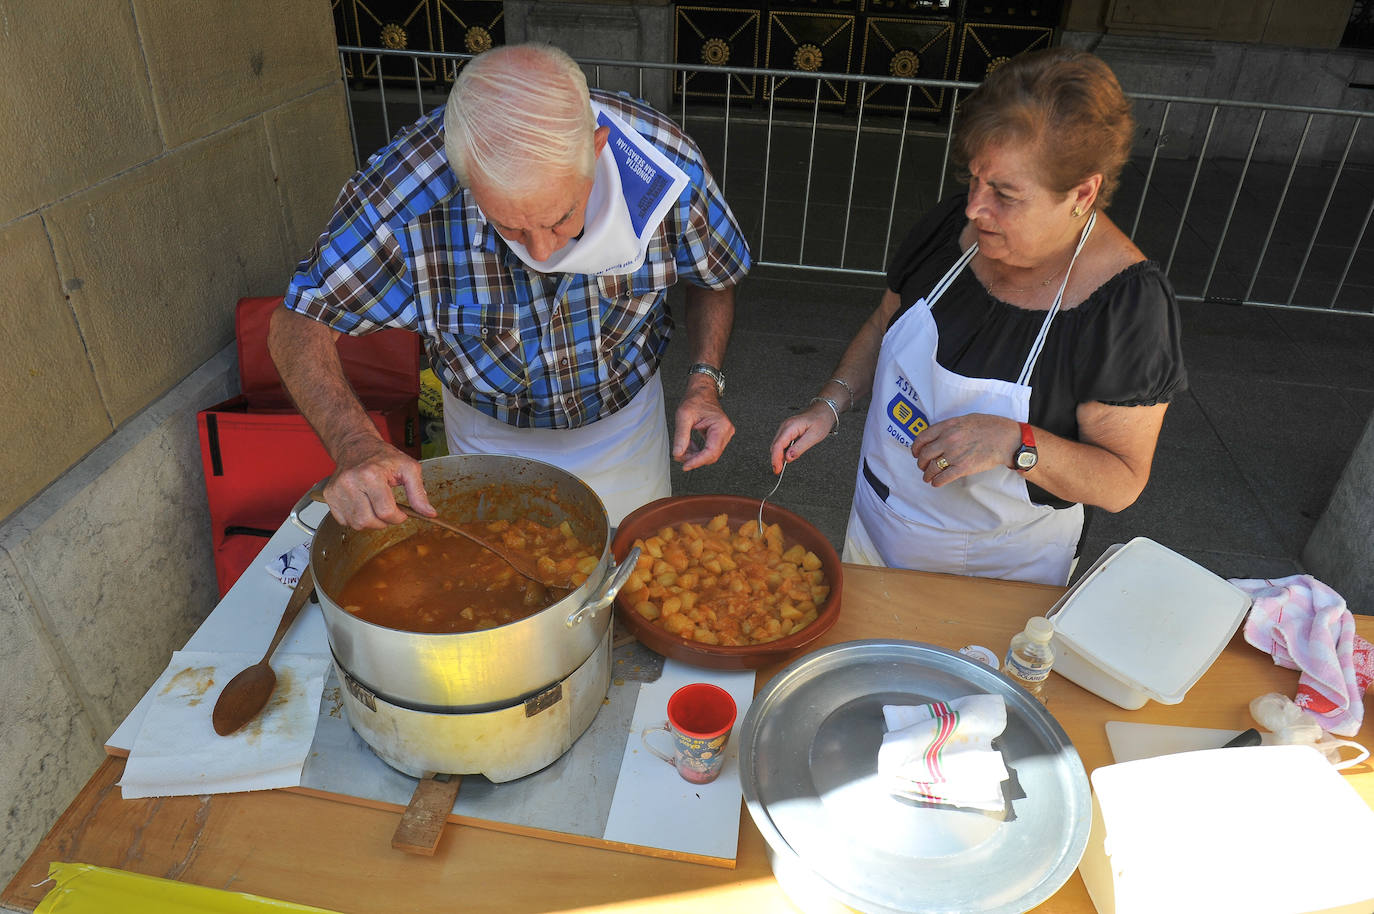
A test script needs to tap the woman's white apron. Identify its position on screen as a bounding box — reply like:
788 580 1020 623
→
842 214 1096 586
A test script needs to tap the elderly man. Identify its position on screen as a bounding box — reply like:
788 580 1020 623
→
269 43 750 527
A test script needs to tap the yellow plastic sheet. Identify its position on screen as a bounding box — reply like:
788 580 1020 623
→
35 862 344 914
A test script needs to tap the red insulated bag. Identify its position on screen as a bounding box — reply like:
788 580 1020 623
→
197 296 421 596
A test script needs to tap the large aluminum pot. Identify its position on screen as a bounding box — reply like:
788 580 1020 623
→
293 454 637 711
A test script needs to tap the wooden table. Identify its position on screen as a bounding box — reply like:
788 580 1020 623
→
6 564 1372 914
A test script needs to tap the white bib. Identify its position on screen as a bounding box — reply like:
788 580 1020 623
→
502 102 690 277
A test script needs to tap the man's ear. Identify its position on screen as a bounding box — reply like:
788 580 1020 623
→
593 124 610 158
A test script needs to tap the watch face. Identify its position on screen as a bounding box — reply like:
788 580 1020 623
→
1016 449 1038 470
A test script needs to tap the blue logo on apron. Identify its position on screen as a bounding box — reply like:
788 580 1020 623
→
885 393 930 446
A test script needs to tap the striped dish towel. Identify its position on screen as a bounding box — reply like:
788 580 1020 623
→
878 694 1009 812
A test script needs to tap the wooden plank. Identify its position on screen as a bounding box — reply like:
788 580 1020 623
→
391 774 462 856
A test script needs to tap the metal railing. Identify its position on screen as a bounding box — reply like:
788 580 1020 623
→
338 45 1374 316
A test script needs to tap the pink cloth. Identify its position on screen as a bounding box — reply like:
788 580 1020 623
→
1231 574 1374 737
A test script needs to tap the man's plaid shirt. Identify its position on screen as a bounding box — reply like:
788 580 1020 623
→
284 90 751 429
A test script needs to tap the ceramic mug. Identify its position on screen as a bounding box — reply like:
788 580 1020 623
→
641 683 737 784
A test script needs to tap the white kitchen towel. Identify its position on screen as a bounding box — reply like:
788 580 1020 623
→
266 543 311 587
119 650 330 799
1231 574 1374 737
878 694 1010 812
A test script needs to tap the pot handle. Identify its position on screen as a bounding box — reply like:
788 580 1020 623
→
566 546 641 629
289 479 329 537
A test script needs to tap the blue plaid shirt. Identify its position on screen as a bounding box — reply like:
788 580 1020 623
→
284 90 751 429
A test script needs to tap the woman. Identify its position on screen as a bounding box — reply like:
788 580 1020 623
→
769 48 1186 587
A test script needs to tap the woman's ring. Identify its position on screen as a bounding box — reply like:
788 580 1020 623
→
935 456 951 471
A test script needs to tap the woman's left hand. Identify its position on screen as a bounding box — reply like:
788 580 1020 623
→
910 413 1021 486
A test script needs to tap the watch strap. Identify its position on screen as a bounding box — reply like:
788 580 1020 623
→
1013 422 1038 472
688 362 725 397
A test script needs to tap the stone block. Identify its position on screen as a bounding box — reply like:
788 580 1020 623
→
44 121 293 426
505 0 674 112
0 1 159 224
0 551 106 890
1304 412 1374 613
134 0 342 147
0 347 238 748
266 85 357 264
0 217 112 520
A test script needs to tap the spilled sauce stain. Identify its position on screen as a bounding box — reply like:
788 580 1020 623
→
238 669 298 746
322 685 344 719
162 665 216 706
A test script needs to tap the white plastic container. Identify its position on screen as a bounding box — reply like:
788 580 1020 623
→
1046 537 1251 710
1079 745 1374 914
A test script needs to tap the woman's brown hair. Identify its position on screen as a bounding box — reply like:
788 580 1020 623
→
952 48 1134 209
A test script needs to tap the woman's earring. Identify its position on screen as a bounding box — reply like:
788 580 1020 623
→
1072 205 1083 218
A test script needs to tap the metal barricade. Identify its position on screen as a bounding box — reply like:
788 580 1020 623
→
337 45 1374 316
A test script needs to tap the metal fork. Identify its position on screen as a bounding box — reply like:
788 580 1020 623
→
758 459 788 535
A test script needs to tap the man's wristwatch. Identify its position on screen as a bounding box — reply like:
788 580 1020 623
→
1012 422 1038 472
688 363 726 397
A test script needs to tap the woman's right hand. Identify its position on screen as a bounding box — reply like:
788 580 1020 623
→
768 402 837 473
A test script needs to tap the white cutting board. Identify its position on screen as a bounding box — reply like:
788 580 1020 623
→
1105 721 1248 763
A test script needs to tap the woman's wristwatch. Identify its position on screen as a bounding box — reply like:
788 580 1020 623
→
1012 422 1038 472
688 363 726 397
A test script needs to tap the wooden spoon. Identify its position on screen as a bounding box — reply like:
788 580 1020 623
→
212 567 315 736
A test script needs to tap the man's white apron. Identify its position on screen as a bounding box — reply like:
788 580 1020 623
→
447 105 688 524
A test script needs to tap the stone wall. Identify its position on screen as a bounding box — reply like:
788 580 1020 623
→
0 0 355 887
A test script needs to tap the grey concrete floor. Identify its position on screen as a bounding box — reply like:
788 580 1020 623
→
662 265 1374 597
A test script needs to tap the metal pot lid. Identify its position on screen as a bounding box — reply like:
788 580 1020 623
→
739 640 1090 914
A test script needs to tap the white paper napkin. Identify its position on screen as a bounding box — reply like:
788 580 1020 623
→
119 650 329 799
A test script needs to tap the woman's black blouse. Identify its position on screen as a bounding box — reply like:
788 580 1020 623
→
884 194 1188 509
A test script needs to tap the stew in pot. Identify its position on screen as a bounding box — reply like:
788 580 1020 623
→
338 518 599 633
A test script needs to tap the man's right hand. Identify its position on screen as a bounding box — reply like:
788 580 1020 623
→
322 436 436 529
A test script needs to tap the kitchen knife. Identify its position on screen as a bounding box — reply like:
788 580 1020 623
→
1220 727 1262 748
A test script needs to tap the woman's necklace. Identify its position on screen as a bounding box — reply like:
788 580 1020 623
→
980 253 1069 296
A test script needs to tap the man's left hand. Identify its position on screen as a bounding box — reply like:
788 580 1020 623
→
672 376 734 470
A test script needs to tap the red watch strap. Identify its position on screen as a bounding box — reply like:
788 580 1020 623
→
1019 422 1036 448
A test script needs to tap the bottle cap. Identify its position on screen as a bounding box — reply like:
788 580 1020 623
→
1026 616 1055 642
958 644 999 669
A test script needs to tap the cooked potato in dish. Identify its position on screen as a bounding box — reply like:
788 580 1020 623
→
622 514 829 646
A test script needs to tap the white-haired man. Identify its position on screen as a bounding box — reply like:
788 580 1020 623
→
270 43 750 528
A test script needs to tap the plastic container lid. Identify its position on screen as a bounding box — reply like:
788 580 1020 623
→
1047 537 1251 706
1080 746 1374 913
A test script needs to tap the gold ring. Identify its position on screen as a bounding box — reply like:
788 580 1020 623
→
935 456 950 471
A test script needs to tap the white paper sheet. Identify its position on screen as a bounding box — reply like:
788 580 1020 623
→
603 659 755 861
119 650 330 798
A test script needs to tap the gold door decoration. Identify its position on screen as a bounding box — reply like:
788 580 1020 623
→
674 6 761 102
334 0 505 86
955 22 1051 83
765 11 856 107
434 0 505 82
345 1 440 84
859 17 953 115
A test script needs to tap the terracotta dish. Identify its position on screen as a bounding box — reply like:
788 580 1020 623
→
611 495 843 671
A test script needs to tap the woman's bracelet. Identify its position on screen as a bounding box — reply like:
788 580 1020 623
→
810 396 842 436
827 376 855 408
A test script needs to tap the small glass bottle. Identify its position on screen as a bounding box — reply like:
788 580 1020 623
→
1003 616 1055 702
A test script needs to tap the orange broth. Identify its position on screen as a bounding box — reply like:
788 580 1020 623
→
337 518 598 634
